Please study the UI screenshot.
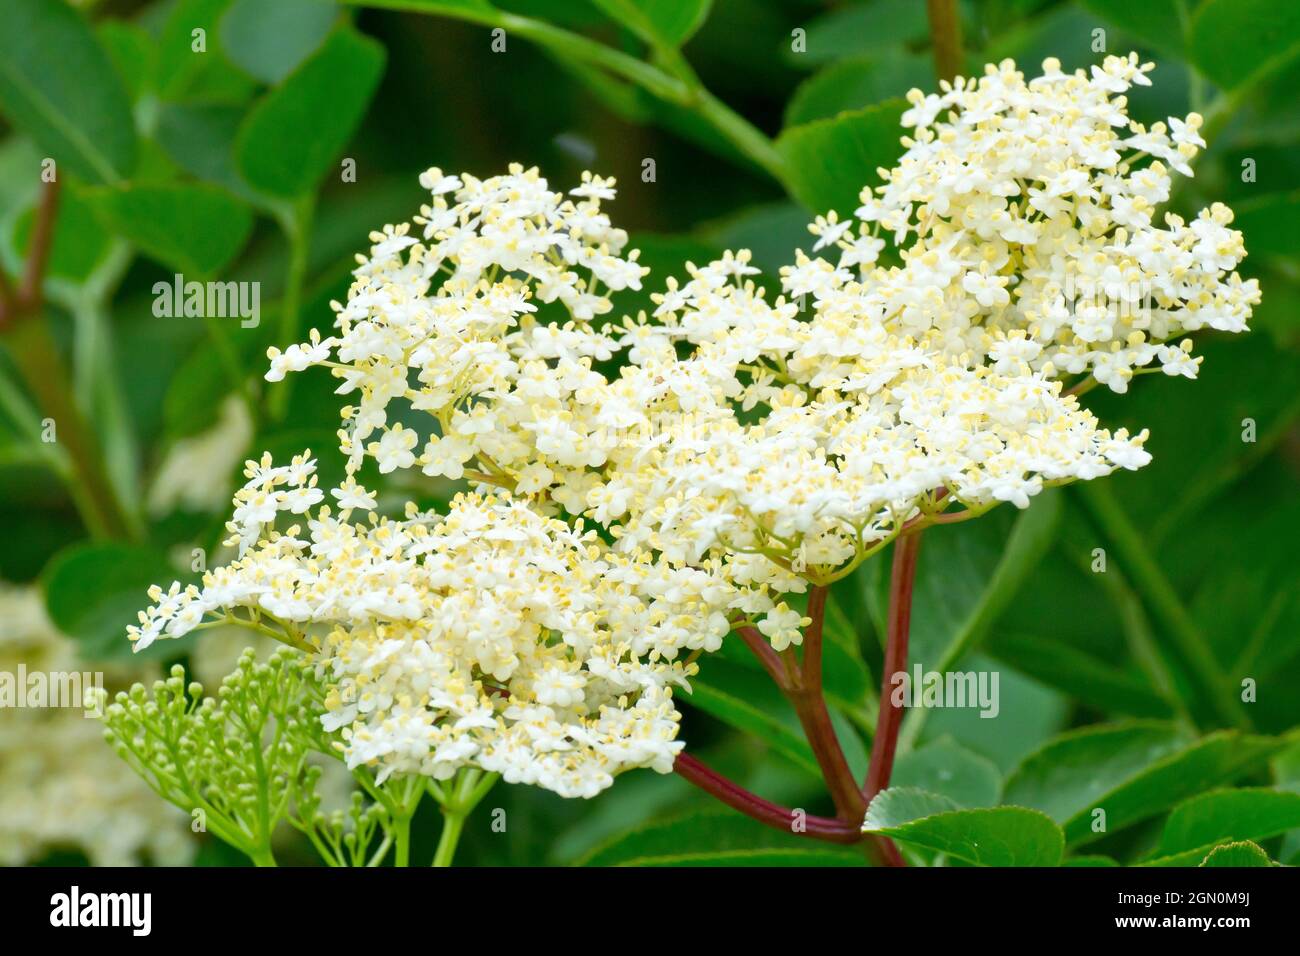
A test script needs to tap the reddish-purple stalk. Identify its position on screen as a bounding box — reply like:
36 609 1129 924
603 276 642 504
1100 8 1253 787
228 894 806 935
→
863 531 923 803
673 753 862 844
677 581 911 865
786 586 867 823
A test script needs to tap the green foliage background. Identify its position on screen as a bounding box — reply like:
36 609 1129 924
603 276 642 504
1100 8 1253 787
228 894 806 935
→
2 0 1299 867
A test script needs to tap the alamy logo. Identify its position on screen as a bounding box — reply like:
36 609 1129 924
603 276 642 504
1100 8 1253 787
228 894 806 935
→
0 665 102 714
890 665 1000 718
49 886 151 936
153 273 260 328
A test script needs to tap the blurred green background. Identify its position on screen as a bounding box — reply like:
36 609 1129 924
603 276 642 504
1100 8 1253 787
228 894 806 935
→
1 0 1298 867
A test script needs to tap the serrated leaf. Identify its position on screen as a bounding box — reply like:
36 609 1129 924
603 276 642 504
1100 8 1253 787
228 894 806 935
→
234 28 385 199
1200 841 1273 867
84 183 253 276
864 787 1064 866
0 0 137 184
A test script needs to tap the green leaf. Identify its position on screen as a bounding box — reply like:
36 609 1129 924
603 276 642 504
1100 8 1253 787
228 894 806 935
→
874 491 1062 704
786 0 931 67
0 0 137 184
84 183 254 276
992 632 1173 719
785 53 932 127
234 27 385 199
98 20 158 103
684 659 820 777
775 99 906 216
155 103 263 205
1232 190 1300 258
1079 0 1186 58
590 0 711 49
917 657 1069 774
863 787 1064 866
220 0 339 84
156 0 237 101
1154 788 1300 856
1003 722 1282 845
577 809 817 866
1190 0 1300 91
892 738 1003 808
42 543 189 661
1200 841 1273 867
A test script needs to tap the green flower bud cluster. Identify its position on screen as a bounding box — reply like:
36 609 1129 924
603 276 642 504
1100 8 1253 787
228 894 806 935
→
99 647 387 866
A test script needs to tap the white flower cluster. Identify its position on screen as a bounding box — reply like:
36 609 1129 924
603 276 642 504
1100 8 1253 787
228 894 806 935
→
129 56 1255 798
265 165 643 483
793 54 1258 393
130 457 731 798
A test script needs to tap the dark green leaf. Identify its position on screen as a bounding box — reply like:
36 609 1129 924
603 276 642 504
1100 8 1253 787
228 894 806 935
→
577 809 816 866
235 27 386 199
0 0 136 183
84 183 254 277
42 543 189 661
684 659 820 777
220 0 339 84
785 53 931 126
1190 0 1300 91
1232 191 1300 258
892 738 1003 808
590 0 711 49
1003 722 1282 844
787 0 930 67
1155 788 1300 856
775 99 906 216
1079 0 1186 58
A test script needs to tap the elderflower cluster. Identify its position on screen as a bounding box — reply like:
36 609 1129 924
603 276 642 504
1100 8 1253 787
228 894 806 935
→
129 457 735 798
790 54 1259 393
265 164 643 486
586 254 1150 578
127 53 1257 802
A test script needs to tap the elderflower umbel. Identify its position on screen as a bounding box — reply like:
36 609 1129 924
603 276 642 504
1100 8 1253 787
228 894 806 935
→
791 54 1258 393
128 458 732 798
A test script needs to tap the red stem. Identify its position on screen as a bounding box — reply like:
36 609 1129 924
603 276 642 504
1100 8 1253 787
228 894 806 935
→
673 752 861 844
864 531 923 803
734 623 788 689
787 585 867 824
